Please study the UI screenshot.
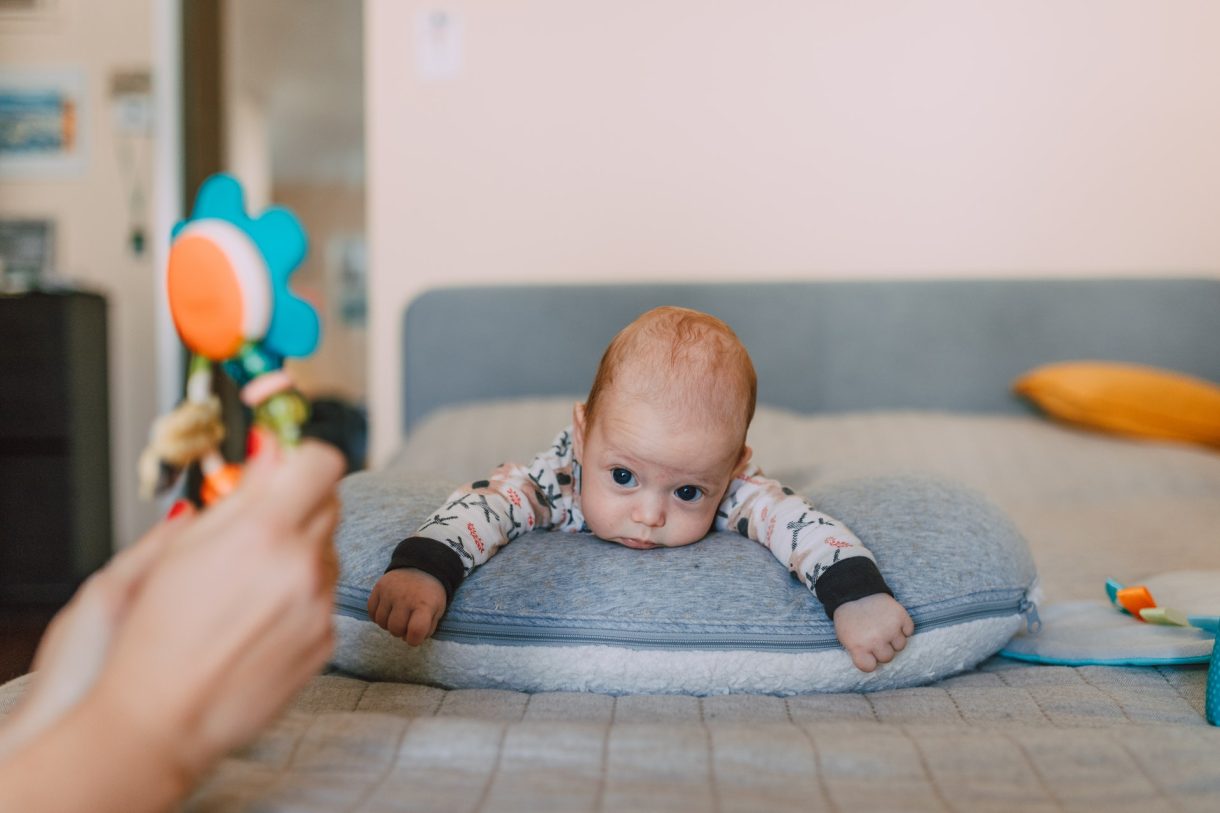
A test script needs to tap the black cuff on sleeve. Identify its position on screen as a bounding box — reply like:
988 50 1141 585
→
385 537 467 605
814 557 894 620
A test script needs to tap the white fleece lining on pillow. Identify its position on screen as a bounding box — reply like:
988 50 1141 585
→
332 464 1040 695
333 615 1024 696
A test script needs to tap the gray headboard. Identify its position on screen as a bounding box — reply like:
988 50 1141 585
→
402 278 1220 435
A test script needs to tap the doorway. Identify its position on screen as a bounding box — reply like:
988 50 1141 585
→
183 0 367 408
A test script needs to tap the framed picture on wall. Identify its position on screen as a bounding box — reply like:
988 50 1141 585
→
0 67 86 177
0 218 54 291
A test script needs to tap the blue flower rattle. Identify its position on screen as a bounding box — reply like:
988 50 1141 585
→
139 174 319 506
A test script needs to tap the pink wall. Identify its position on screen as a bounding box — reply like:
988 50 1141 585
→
367 0 1220 462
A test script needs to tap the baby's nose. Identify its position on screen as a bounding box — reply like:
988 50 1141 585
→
632 494 665 528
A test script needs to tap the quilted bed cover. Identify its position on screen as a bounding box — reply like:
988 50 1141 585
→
2 404 1213 811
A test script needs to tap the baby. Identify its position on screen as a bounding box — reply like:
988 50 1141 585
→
368 306 913 671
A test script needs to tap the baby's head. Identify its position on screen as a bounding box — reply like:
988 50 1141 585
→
573 306 757 549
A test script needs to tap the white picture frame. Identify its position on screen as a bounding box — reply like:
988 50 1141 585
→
0 66 87 177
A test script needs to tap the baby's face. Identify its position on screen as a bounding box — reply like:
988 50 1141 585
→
573 396 750 549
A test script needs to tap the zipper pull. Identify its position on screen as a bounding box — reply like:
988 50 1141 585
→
1019 597 1042 634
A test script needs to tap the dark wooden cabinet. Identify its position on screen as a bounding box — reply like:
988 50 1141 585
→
0 291 111 604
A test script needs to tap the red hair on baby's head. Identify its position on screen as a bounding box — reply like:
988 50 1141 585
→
584 306 757 442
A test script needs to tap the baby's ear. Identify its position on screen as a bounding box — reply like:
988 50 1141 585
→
572 402 587 457
733 444 753 478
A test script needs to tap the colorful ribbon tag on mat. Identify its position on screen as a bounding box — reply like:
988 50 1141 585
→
1104 578 1212 628
1106 577 1217 726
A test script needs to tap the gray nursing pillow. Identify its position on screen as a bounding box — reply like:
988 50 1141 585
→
330 471 1038 694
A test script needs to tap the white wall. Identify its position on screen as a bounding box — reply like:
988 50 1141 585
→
367 0 1220 465
0 0 160 548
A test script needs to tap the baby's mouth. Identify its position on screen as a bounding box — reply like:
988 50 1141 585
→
619 537 659 549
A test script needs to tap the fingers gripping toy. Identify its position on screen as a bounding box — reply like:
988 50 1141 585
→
139 173 320 506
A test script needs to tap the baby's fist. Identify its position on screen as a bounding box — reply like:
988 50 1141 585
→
367 568 447 645
832 593 914 673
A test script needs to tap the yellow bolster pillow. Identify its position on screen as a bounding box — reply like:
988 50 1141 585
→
1013 361 1220 449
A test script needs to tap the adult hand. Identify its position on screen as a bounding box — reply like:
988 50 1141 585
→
86 439 345 783
0 514 182 760
0 440 345 812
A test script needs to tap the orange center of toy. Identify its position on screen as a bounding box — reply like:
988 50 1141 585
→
167 234 246 360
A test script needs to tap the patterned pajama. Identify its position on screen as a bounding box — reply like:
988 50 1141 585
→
385 428 892 616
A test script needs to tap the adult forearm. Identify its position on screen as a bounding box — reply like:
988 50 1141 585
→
0 693 192 813
0 698 42 761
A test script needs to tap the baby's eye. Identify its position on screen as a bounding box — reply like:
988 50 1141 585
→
611 468 637 487
674 485 703 503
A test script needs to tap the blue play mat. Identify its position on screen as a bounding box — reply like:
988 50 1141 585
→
1000 571 1218 725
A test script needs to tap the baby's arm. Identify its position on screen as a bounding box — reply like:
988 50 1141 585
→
367 568 447 645
831 593 914 672
371 429 577 644
716 471 912 671
369 470 539 645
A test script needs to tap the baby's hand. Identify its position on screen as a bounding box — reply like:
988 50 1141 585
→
367 568 447 645
832 593 914 673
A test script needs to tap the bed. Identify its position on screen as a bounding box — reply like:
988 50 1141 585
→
4 278 1219 811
